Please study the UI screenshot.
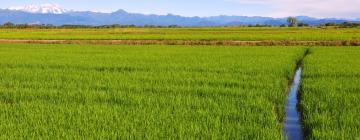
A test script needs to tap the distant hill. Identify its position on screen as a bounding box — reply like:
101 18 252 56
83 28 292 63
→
0 6 358 26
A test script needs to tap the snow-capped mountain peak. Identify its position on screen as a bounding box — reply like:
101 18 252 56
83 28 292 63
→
8 4 68 14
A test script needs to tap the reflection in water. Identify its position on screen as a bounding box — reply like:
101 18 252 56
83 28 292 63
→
284 67 303 140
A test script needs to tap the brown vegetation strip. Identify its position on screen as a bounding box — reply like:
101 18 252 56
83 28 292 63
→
0 39 359 46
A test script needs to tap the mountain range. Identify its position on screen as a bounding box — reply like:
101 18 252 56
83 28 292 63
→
1 4 359 26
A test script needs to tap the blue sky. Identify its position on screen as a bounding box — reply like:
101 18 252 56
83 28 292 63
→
1 0 359 18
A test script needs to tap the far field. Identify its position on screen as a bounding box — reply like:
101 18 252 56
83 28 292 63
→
0 27 359 41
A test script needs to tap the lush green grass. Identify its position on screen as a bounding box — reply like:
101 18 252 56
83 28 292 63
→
0 27 359 41
301 47 360 139
0 44 306 139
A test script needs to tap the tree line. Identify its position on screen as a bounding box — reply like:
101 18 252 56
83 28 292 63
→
0 22 184 29
285 17 360 28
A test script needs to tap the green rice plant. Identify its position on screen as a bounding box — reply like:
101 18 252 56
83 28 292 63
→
301 47 360 139
0 44 306 139
0 27 359 41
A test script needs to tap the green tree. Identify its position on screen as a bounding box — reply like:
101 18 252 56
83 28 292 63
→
3 22 15 28
287 17 298 27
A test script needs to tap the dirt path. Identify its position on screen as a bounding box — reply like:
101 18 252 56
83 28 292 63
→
0 39 359 46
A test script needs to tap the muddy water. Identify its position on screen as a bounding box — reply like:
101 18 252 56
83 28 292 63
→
284 67 303 140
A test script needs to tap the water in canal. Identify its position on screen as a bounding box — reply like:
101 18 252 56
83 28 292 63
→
284 67 304 140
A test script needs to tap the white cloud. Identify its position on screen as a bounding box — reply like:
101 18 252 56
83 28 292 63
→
225 0 360 18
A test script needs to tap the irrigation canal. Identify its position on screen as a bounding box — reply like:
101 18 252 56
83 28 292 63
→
284 66 304 140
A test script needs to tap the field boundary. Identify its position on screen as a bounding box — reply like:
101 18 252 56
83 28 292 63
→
0 39 360 46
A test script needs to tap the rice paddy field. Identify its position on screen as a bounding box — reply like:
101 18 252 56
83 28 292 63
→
0 44 306 139
301 47 360 139
0 27 359 41
0 27 359 139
